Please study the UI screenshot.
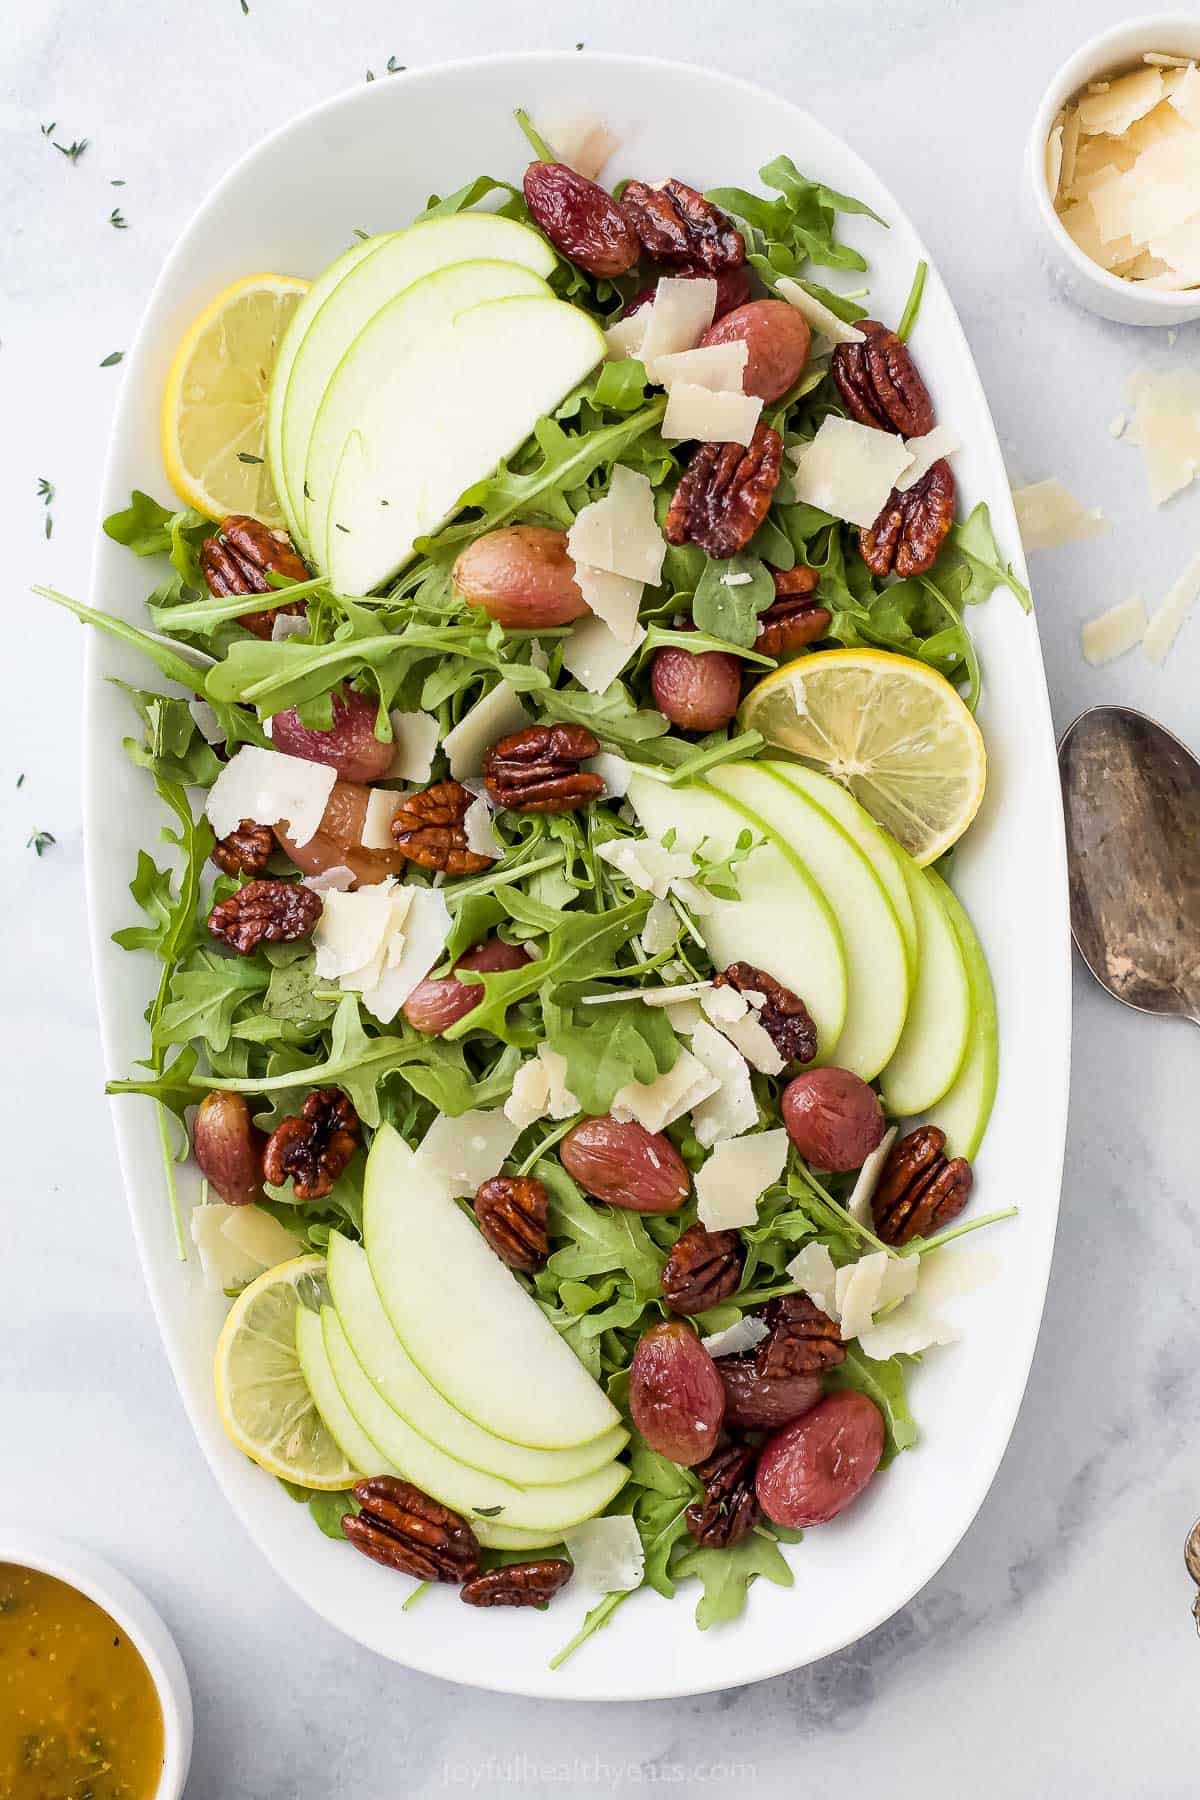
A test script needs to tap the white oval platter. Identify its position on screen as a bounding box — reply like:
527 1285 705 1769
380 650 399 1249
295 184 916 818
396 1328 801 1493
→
83 51 1071 1700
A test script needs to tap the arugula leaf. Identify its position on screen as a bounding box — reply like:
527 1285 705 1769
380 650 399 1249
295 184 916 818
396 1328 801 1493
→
116 685 222 787
102 490 177 555
154 951 268 1054
538 1161 664 1302
442 900 649 1043
36 587 210 697
943 503 1032 613
542 997 679 1115
673 1528 794 1629
691 552 775 648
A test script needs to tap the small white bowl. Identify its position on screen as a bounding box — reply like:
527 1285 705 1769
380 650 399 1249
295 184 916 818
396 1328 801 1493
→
1027 14 1200 325
0 1530 193 1799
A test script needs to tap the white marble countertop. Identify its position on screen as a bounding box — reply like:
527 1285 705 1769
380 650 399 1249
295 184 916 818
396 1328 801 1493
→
3 0 1198 1793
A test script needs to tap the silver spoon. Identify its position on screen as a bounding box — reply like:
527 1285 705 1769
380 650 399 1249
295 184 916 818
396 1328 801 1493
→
1057 705 1200 1027
1059 705 1200 1631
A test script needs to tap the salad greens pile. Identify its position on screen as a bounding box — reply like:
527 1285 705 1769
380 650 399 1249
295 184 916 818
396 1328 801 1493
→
41 145 1026 1655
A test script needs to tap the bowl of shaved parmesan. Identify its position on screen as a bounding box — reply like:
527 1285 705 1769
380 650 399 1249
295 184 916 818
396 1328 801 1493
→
1029 14 1200 324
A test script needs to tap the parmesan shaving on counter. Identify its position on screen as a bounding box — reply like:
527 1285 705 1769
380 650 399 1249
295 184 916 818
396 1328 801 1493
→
1048 55 1200 290
1011 478 1110 551
1122 368 1200 505
1143 549 1200 664
1081 596 1148 666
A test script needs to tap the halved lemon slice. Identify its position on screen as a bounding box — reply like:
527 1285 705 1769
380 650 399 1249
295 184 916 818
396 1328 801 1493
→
740 649 986 865
162 273 309 526
214 1254 356 1489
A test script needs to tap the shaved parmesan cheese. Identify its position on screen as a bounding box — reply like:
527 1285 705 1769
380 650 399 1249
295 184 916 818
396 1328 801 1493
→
359 886 451 1022
1143 548 1200 663
639 277 718 377
314 882 404 981
572 565 644 642
270 612 309 642
835 1249 918 1342
188 699 224 745
563 1514 644 1593
1150 214 1200 284
1012 478 1110 550
688 1020 758 1148
442 684 528 779
785 1242 837 1315
1077 66 1163 136
699 985 783 1075
504 1057 551 1130
605 310 649 361
559 614 644 693
206 746 336 849
1060 106 1082 192
641 897 681 956
1058 199 1139 272
791 417 914 528
702 1315 770 1358
221 1204 303 1270
652 341 748 393
696 1129 789 1231
535 106 619 182
1109 412 1127 437
584 751 632 797
1081 596 1148 665
568 466 665 588
662 382 762 445
1123 368 1200 505
462 796 501 860
360 787 403 850
611 1049 719 1134
847 1125 898 1224
856 1292 958 1359
414 1109 521 1196
302 865 356 894
190 1203 263 1292
775 278 866 345
1147 51 1196 69
1168 60 1200 124
596 836 693 899
537 1044 580 1119
895 425 961 491
1046 122 1064 199
388 708 440 782
700 985 747 1026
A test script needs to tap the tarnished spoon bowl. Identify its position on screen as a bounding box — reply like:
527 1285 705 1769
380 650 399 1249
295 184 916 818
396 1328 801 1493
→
1058 706 1200 1026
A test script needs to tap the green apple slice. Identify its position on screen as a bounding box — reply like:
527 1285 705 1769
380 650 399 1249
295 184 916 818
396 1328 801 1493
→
296 1300 381 1477
323 1309 627 1533
278 215 555 548
320 289 605 592
909 870 998 1159
879 855 972 1115
304 259 553 576
708 763 910 1081
266 233 398 547
765 761 919 976
363 1126 622 1451
328 1232 627 1484
626 772 847 1060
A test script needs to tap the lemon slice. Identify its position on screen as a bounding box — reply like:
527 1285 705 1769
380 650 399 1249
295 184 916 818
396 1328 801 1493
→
214 1254 356 1489
162 273 309 526
740 649 986 865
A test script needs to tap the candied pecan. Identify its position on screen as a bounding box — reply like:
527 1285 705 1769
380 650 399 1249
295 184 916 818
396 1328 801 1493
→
832 319 934 438
263 1087 359 1201
207 878 321 955
715 962 818 1065
860 459 956 579
661 1224 744 1315
664 423 783 559
391 779 494 875
343 1476 480 1583
871 1125 973 1246
685 1443 760 1548
482 724 604 814
211 818 274 877
460 1560 573 1608
200 515 308 640
755 1293 844 1378
475 1176 549 1271
523 162 639 277
756 565 831 659
620 179 745 273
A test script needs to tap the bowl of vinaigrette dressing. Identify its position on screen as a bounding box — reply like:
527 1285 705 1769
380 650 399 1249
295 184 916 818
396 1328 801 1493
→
0 1534 191 1799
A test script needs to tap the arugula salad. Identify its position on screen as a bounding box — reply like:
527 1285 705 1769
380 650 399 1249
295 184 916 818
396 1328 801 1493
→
44 108 1029 1659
